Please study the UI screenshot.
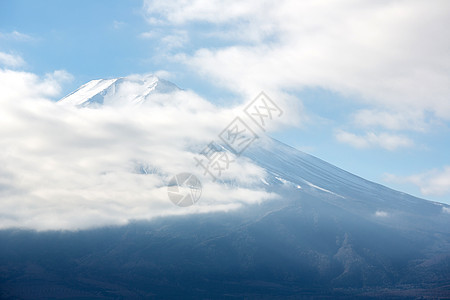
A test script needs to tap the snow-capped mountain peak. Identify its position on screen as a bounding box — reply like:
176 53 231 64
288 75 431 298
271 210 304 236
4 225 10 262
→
58 74 180 107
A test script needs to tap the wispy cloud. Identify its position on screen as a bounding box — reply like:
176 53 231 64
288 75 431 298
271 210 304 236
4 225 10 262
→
113 20 126 29
385 167 450 197
0 30 33 41
139 31 157 39
160 31 188 49
144 0 262 25
335 130 413 151
352 109 429 132
139 29 189 50
375 211 389 217
0 52 25 68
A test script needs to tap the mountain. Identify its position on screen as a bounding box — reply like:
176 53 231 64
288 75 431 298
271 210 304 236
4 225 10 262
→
1 76 449 299
58 74 180 107
244 137 450 231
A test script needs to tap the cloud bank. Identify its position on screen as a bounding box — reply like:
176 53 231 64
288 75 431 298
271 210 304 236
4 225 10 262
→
0 67 276 231
145 0 450 114
144 0 450 148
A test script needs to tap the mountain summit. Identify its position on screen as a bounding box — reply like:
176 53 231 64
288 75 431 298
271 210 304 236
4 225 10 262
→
58 74 180 107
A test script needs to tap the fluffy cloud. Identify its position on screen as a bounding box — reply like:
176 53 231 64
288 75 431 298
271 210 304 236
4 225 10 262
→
385 167 450 197
143 0 450 147
0 52 25 68
335 130 413 150
0 69 276 231
144 0 450 116
0 68 73 102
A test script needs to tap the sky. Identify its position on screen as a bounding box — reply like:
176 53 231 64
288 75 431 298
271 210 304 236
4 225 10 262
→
0 0 449 229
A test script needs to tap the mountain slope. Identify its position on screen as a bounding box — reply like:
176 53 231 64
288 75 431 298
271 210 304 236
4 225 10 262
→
243 137 450 232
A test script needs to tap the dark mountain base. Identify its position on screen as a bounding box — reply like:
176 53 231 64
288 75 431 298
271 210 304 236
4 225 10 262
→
1 195 449 299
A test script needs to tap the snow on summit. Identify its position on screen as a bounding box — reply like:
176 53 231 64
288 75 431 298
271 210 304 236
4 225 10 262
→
58 74 180 107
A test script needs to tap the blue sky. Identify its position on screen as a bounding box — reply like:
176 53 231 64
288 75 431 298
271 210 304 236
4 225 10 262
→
1 0 450 205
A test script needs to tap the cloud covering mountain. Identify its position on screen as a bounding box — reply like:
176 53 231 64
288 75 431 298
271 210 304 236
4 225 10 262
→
0 73 276 230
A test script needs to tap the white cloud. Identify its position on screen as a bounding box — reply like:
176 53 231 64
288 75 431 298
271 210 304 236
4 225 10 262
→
144 0 263 25
0 30 33 41
0 70 276 231
385 167 450 197
160 31 188 49
139 31 157 39
144 0 450 120
113 20 126 29
375 211 388 217
352 109 429 132
154 69 174 79
139 29 189 50
0 68 72 102
335 130 413 151
0 52 25 68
